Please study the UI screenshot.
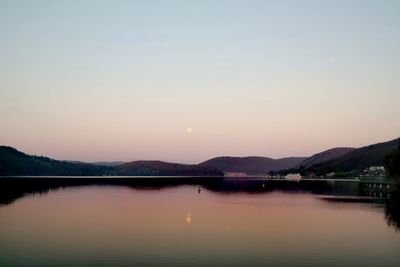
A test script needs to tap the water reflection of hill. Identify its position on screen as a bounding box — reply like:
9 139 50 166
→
0 177 379 204
0 177 399 230
385 187 400 231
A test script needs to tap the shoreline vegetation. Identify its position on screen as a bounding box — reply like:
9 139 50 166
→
0 137 399 179
385 143 400 179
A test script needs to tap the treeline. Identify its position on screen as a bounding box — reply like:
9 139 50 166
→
276 138 400 178
384 143 400 179
0 146 223 176
0 146 107 176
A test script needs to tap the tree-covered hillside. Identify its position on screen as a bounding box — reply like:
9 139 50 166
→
384 143 400 179
301 138 400 176
0 146 223 176
0 146 107 176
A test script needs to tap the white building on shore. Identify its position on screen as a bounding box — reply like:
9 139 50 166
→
285 173 301 181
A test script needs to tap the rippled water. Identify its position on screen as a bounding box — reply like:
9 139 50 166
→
0 178 399 267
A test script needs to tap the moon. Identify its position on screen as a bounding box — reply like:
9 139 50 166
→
186 128 193 134
186 213 192 224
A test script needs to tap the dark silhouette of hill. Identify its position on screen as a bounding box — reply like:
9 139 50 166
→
296 147 355 168
92 161 126 167
65 160 127 167
384 142 400 179
2 137 399 177
303 138 400 176
0 146 223 176
199 156 306 175
0 146 107 176
114 161 224 176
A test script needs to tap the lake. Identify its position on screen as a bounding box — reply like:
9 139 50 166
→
0 177 399 267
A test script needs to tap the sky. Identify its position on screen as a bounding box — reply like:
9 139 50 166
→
0 0 399 163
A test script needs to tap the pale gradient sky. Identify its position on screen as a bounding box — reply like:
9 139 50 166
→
0 0 399 163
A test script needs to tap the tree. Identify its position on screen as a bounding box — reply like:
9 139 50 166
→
384 142 400 179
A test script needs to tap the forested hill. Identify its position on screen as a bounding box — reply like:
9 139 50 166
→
296 147 355 169
301 138 400 176
200 156 306 175
0 146 107 176
0 146 223 176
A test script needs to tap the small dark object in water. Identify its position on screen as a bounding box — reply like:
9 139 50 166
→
198 187 201 193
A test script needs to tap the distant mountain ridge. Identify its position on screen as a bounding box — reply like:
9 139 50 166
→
65 161 127 167
116 161 222 176
200 138 400 176
199 156 306 175
92 161 126 167
299 138 400 176
0 146 106 176
1 137 399 177
0 146 223 176
296 147 355 168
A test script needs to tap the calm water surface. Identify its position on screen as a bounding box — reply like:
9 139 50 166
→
0 178 399 267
